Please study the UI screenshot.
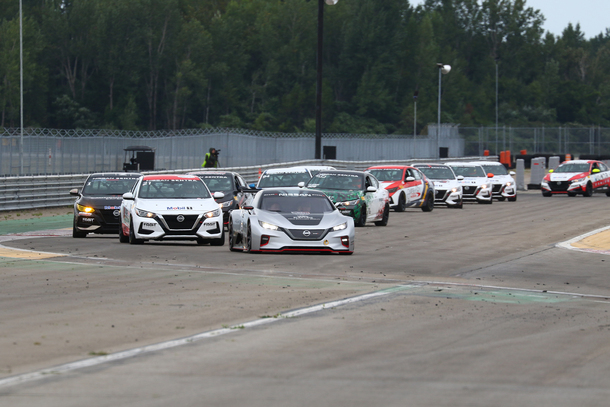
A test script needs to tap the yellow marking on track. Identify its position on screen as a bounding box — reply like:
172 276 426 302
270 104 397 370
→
0 247 64 259
571 229 610 251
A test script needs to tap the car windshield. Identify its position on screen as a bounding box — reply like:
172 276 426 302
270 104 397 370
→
555 163 590 173
82 176 139 196
307 173 364 190
138 179 211 199
450 166 486 178
416 166 456 180
199 174 233 192
367 169 403 182
258 171 311 188
259 192 335 214
480 164 508 175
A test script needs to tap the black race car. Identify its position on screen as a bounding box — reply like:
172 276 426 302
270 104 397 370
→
188 171 254 228
70 172 141 238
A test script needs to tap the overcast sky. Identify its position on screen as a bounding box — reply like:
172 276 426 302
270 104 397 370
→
411 0 610 39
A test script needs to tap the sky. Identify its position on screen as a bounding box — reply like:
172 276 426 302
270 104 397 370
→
411 0 610 39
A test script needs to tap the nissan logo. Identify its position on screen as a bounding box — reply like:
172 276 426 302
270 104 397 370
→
113 209 120 217
177 215 185 223
303 230 311 237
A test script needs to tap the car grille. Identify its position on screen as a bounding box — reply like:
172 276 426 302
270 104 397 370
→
462 185 477 196
161 214 199 230
435 190 447 201
492 184 502 193
99 209 121 225
549 181 570 192
285 228 328 241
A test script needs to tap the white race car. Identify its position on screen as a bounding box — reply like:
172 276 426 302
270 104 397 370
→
412 163 463 208
119 174 225 245
445 162 493 204
541 160 610 197
474 161 517 201
228 188 355 254
255 167 313 189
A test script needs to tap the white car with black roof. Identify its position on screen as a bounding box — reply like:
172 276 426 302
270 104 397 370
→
412 163 463 208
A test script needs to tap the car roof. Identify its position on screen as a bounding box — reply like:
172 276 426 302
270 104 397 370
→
413 163 450 168
366 165 412 170
142 174 200 181
560 160 593 164
314 170 366 176
445 162 483 167
187 170 237 176
263 167 310 174
87 172 142 177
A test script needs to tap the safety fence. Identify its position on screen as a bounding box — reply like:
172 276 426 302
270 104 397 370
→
0 157 492 212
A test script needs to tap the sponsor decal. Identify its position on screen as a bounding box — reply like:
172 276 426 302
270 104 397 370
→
104 206 121 210
143 222 156 227
82 217 94 222
166 206 193 210
203 222 216 226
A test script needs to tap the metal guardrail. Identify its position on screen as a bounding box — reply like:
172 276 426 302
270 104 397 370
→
0 157 493 212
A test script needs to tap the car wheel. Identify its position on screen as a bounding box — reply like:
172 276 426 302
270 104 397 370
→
244 223 252 253
129 220 144 244
567 192 577 197
452 198 463 209
542 191 553 197
119 225 129 243
395 193 406 212
508 196 517 202
355 206 367 227
583 182 593 197
72 220 87 238
210 229 225 246
421 192 434 212
606 190 610 197
375 203 390 226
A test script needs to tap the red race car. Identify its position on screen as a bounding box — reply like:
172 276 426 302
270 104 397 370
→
541 160 610 197
366 165 435 212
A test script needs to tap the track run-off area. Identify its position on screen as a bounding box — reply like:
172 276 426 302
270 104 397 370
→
1 190 610 407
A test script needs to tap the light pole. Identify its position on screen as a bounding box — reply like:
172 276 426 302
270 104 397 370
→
495 58 499 154
436 63 451 159
413 90 418 138
19 0 24 174
315 0 338 159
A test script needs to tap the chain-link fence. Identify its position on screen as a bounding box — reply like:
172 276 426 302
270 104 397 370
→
0 127 464 177
461 126 610 157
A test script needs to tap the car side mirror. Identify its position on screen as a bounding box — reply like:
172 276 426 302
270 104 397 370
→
405 177 415 182
213 191 225 199
592 169 600 174
366 186 377 193
122 192 134 200
548 169 554 173
298 181 305 188
69 188 79 196
487 173 494 178
457 175 464 181
509 171 516 176
248 183 256 188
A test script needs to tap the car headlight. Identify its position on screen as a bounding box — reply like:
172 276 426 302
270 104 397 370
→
333 222 347 231
451 187 459 193
259 220 280 230
204 208 221 218
387 187 398 194
219 200 233 208
340 199 360 206
571 177 586 184
136 208 156 218
505 182 512 187
480 184 487 189
76 204 94 213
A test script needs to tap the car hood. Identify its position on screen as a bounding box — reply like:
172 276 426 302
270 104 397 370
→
259 211 347 227
314 189 363 203
135 199 219 213
458 177 490 186
78 196 123 209
546 172 586 182
430 179 459 189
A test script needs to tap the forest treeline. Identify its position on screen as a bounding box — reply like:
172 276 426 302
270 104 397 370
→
1 0 609 134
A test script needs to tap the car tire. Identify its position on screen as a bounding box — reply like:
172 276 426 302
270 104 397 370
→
542 191 553 197
210 229 225 246
72 220 87 238
451 198 463 209
508 196 517 202
355 206 367 227
606 190 610 197
421 193 434 212
244 223 252 253
583 182 593 197
567 192 577 197
395 193 406 212
129 220 144 244
119 225 129 243
375 203 390 226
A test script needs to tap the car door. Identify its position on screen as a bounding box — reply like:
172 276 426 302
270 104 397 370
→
404 168 424 205
592 162 610 189
120 178 140 230
365 174 384 221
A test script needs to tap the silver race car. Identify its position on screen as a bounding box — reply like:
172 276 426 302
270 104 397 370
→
228 188 355 254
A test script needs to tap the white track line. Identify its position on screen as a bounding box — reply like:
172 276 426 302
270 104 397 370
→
0 290 390 389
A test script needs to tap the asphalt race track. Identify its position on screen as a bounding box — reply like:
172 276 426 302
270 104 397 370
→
1 190 610 407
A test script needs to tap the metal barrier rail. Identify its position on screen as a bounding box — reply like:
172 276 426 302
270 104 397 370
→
0 157 492 212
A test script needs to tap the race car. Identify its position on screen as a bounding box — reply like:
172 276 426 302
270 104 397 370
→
474 161 517 201
541 160 610 197
187 170 253 228
228 188 355 254
70 172 141 238
445 162 493 204
412 163 463 208
305 170 390 226
119 174 225 245
255 167 313 189
365 165 435 212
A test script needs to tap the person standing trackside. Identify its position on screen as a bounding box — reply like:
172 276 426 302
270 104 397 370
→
202 148 220 168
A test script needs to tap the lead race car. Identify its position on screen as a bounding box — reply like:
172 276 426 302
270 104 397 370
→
119 174 225 245
228 188 355 254
541 160 610 197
